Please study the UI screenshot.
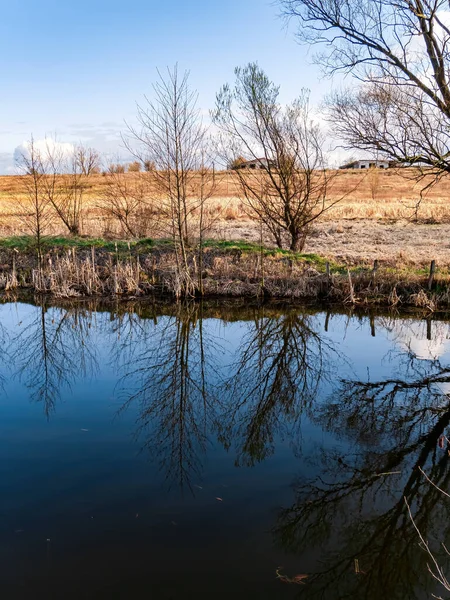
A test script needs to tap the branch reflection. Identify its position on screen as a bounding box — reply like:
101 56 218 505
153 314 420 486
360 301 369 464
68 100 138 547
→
0 308 9 391
275 341 450 599
116 302 225 492
10 301 98 416
222 308 336 466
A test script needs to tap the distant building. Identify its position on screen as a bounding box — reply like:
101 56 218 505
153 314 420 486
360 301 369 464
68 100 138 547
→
232 158 276 170
339 159 392 170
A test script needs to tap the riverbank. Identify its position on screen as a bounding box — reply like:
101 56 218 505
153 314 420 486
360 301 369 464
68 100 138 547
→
0 236 448 309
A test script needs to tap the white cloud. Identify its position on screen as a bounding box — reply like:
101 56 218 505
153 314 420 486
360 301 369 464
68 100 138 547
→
13 138 75 171
386 320 450 361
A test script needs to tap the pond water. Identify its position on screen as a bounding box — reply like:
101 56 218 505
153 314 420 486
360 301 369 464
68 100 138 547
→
1 300 450 599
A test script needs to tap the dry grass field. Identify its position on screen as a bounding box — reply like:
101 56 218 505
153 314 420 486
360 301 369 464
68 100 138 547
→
1 168 449 267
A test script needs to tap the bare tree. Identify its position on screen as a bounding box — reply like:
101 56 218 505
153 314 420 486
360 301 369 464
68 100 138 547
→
51 148 85 236
280 0 450 180
17 137 100 237
212 63 339 252
75 145 101 176
15 137 55 264
190 154 219 295
98 164 151 237
48 141 101 235
124 65 216 295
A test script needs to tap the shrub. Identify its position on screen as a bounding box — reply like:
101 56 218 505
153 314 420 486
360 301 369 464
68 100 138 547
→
128 161 141 172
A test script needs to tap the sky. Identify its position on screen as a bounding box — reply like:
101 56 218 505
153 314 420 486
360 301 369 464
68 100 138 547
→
0 0 340 173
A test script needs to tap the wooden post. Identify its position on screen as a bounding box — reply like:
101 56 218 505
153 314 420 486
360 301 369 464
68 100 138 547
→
287 258 293 274
428 260 436 290
372 259 379 280
325 311 330 332
324 261 331 295
370 314 376 337
427 319 432 341
347 269 355 304
136 255 140 286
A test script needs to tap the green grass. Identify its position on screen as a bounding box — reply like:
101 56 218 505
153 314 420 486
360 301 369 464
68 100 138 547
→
202 239 344 272
203 239 262 252
0 235 39 250
0 235 158 253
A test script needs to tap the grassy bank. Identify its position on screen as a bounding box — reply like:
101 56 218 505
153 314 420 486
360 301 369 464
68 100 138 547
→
0 235 448 309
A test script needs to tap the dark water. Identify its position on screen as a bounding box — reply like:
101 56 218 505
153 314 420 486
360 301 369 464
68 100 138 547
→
1 300 450 599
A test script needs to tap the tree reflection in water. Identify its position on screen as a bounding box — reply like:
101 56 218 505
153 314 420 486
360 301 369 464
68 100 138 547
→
220 307 337 467
116 304 337 488
115 302 225 492
9 300 98 416
275 320 450 600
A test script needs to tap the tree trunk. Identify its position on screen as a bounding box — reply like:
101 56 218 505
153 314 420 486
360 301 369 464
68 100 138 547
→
289 228 307 253
69 224 80 236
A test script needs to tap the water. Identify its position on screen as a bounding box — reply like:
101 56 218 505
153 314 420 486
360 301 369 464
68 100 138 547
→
1 300 450 599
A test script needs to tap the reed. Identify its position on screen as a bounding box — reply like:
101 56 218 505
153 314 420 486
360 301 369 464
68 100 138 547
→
0 240 450 309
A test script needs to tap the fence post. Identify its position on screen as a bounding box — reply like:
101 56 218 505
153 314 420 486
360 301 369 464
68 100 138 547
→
372 259 379 280
325 261 331 294
428 260 436 291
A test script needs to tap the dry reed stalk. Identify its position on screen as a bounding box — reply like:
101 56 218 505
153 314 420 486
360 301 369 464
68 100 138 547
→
347 269 355 304
2 242 450 304
405 497 450 594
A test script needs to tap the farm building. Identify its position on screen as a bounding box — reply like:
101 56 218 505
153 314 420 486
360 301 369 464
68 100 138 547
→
232 158 276 170
339 159 392 170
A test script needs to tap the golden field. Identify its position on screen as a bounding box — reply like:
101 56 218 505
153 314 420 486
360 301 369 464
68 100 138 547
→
1 168 449 267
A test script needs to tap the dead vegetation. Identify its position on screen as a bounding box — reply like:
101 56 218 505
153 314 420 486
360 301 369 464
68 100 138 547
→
0 241 449 307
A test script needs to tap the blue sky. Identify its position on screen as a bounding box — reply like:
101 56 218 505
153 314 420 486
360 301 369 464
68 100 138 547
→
0 0 336 173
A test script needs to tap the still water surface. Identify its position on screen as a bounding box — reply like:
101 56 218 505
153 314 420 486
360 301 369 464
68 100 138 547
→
1 300 450 599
